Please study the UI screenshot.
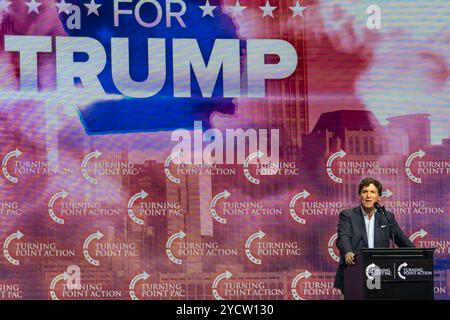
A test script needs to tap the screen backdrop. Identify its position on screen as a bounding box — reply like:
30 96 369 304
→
0 0 449 300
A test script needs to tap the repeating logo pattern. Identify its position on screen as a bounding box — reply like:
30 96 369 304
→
0 0 448 300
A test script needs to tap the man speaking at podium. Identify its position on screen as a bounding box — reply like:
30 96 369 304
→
334 177 414 293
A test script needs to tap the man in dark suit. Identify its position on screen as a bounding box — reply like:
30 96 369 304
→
334 177 414 293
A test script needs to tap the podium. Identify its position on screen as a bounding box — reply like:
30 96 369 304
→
344 248 435 300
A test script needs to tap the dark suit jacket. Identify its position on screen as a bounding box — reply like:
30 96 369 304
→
334 206 414 291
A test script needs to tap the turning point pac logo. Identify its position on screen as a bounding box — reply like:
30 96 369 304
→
244 231 301 265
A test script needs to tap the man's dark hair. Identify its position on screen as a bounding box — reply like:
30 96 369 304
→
358 177 383 196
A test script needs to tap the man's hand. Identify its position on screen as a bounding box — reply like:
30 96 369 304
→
345 252 356 265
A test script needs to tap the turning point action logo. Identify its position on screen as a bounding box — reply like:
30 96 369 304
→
50 265 81 300
397 262 432 280
165 231 237 265
50 265 123 300
405 149 450 184
326 149 400 183
212 270 284 300
2 148 74 181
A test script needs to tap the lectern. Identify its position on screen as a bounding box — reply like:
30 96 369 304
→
344 248 434 300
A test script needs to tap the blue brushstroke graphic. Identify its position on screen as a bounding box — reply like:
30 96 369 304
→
59 0 239 134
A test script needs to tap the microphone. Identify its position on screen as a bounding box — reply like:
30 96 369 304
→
374 202 386 217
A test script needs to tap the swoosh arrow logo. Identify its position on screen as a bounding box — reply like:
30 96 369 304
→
83 230 104 266
243 150 264 184
291 270 312 300
165 231 186 265
50 272 70 300
210 190 231 224
405 149 425 184
409 229 428 243
48 190 69 225
129 271 150 300
212 271 232 300
327 233 339 262
245 230 266 265
398 262 408 280
164 150 183 184
326 150 346 183
81 150 102 184
127 190 148 226
289 190 310 224
381 189 393 198
2 148 22 183
3 230 24 266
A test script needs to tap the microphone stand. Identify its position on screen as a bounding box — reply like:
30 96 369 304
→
375 202 394 248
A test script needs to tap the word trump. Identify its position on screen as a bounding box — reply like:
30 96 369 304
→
3 36 298 98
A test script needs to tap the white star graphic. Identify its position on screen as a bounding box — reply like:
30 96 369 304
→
55 0 72 14
199 0 216 18
228 0 246 17
84 0 102 16
259 1 276 18
25 0 42 15
290 1 307 18
0 0 12 13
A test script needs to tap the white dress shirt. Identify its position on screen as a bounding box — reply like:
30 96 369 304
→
361 206 375 248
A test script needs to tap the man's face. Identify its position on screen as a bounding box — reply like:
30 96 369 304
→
359 183 381 210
